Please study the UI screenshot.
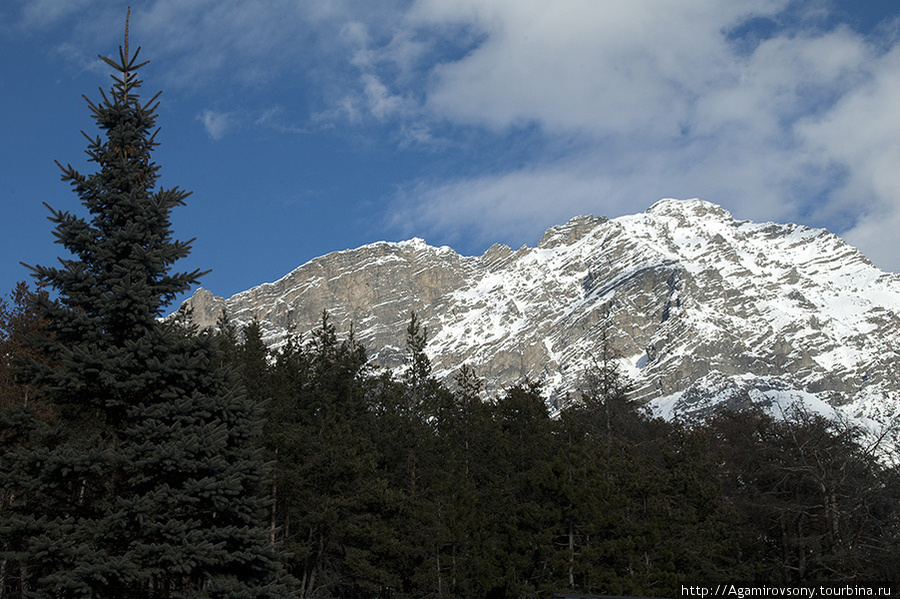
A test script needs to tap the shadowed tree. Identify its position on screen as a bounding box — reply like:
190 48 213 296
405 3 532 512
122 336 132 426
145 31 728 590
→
703 406 900 582
0 282 46 415
0 13 293 598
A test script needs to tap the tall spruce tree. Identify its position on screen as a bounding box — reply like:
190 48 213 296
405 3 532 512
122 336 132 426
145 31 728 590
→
0 13 293 598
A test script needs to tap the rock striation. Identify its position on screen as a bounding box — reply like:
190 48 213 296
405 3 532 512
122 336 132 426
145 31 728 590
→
181 199 900 429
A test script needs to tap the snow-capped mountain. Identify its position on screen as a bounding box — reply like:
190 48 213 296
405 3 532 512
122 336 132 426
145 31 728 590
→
181 199 900 429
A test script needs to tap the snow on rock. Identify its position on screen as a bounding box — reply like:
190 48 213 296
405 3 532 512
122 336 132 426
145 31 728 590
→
180 198 900 434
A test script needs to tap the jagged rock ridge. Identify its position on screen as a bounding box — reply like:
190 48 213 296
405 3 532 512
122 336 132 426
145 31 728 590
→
182 199 900 428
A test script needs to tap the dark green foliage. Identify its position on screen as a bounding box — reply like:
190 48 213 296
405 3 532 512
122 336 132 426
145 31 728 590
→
403 312 431 392
549 368 750 596
218 309 900 597
0 282 46 416
701 406 900 583
0 21 292 599
235 312 394 598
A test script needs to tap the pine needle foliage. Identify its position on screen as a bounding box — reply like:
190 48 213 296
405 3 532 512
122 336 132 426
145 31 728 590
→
0 12 294 598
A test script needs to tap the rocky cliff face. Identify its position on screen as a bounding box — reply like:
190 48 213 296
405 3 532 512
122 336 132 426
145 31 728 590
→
181 199 900 428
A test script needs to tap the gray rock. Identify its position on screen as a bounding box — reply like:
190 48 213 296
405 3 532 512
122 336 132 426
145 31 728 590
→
178 199 900 430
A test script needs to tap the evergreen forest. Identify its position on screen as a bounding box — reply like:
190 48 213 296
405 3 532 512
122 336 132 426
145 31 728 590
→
1 15 899 599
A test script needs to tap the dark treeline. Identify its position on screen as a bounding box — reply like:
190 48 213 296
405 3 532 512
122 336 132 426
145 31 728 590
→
210 309 900 597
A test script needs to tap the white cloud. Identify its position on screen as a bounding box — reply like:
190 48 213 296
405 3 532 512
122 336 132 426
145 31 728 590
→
51 42 109 77
409 0 787 135
361 73 406 120
20 1 897 270
15 0 98 29
385 1 900 271
795 44 900 271
197 109 234 140
390 157 627 246
254 106 308 134
843 211 900 273
129 0 414 91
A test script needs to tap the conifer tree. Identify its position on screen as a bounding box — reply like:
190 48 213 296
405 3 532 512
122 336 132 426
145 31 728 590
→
0 282 46 414
403 311 433 412
0 13 293 598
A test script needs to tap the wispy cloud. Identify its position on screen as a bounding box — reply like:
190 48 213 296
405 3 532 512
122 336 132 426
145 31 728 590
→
50 42 109 78
795 43 900 270
197 109 234 140
389 162 620 247
254 106 308 135
383 1 900 271
13 0 899 271
14 0 99 30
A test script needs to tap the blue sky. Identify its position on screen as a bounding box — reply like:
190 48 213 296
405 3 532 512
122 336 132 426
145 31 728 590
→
2 0 898 309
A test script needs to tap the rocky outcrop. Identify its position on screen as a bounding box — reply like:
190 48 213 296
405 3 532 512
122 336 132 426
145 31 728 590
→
179 199 900 427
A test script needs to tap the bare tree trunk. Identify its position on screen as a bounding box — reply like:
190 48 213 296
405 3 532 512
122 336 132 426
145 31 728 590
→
436 547 442 597
270 448 278 545
568 517 575 590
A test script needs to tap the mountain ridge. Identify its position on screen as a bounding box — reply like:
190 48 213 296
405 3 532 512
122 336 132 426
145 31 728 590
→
181 198 900 431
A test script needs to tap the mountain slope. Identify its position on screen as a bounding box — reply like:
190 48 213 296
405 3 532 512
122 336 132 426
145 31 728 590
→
182 199 900 428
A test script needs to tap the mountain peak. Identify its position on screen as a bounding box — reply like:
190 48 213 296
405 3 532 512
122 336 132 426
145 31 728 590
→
536 214 607 249
179 199 900 436
647 197 734 220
